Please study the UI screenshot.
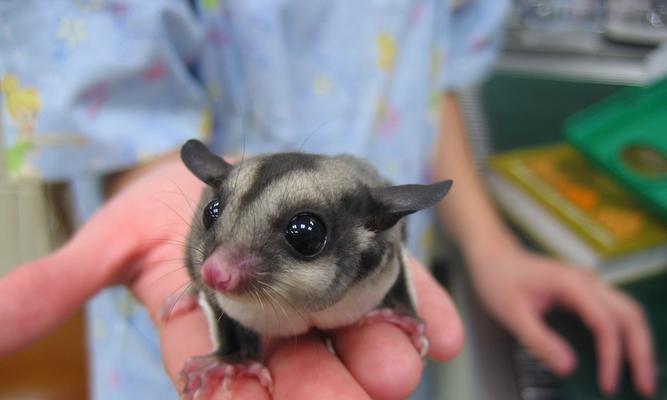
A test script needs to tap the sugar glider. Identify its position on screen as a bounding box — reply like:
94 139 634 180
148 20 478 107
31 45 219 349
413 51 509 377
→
166 139 452 398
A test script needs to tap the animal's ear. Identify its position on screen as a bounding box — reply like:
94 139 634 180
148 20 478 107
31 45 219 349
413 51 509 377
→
367 180 453 231
181 139 232 187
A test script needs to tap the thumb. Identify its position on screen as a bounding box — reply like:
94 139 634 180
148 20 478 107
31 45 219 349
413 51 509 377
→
0 198 141 357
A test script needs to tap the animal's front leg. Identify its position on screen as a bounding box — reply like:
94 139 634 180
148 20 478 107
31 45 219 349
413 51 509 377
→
179 293 272 399
179 353 272 399
361 250 429 358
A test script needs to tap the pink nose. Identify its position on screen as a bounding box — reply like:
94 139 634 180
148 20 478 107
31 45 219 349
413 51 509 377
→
201 247 255 293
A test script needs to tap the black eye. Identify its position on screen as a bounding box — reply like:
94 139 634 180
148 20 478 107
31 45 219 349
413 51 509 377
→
203 198 221 229
284 213 327 257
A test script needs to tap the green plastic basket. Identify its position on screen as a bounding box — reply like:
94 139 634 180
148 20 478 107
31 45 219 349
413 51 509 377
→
565 77 667 221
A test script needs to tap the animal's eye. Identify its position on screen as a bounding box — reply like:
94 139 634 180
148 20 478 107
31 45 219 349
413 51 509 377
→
203 197 221 229
284 213 327 257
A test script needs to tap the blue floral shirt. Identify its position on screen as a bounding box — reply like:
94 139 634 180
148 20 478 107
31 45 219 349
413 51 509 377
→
1 1 508 398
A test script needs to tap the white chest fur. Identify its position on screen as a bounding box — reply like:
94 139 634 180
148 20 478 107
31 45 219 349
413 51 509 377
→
211 253 403 337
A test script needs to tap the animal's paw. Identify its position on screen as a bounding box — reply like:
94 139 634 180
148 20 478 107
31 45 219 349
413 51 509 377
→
360 308 429 358
179 353 273 399
158 290 199 322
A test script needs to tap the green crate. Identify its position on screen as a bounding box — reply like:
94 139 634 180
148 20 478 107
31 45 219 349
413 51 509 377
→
565 77 667 221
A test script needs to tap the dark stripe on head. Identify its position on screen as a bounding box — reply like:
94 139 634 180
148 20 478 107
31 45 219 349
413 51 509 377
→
339 187 371 217
319 188 380 304
239 153 319 210
357 239 387 281
318 207 359 306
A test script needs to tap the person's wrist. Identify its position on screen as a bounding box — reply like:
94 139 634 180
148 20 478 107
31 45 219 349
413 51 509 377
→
460 225 521 275
105 151 180 197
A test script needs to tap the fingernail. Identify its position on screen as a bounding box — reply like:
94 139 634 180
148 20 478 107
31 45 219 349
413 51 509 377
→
599 373 618 397
603 381 617 396
641 371 657 397
552 352 575 375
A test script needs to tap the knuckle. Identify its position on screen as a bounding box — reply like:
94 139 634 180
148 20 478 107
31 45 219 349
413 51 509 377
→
521 330 543 348
517 324 548 351
624 301 646 325
563 268 597 289
576 268 599 285
559 271 581 289
593 315 617 339
581 301 612 332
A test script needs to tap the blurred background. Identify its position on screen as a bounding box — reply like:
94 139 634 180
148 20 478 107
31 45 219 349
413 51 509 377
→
1 0 666 399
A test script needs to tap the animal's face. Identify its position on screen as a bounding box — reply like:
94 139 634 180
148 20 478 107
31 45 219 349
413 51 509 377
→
181 140 451 312
188 153 385 312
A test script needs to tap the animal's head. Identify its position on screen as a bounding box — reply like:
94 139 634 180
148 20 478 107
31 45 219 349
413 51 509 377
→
181 139 452 311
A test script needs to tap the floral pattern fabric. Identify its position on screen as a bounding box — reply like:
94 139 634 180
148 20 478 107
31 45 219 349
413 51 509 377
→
0 1 508 398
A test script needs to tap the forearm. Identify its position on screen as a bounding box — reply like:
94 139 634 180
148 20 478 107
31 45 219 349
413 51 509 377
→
433 93 519 269
0 159 172 357
105 151 183 197
433 94 658 398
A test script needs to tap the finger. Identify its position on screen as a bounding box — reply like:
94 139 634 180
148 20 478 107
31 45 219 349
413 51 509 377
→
135 263 207 377
130 261 271 399
160 310 271 400
0 161 193 357
605 290 656 397
334 322 423 400
410 257 464 361
510 301 577 376
557 276 621 395
0 252 74 356
0 231 134 357
213 377 271 400
267 332 371 400
331 257 461 399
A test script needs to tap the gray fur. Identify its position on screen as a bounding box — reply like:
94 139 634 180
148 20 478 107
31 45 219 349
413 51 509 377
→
181 140 451 359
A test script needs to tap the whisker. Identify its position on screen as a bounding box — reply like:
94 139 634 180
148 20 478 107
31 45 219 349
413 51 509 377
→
148 264 191 283
297 122 326 153
265 287 304 351
163 281 194 318
258 285 288 334
264 282 309 327
249 282 266 314
229 106 248 208
149 196 196 232
137 238 207 258
255 281 288 321
161 178 198 216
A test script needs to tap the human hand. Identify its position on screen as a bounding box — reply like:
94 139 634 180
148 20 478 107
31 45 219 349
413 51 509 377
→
0 155 463 399
467 240 657 398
